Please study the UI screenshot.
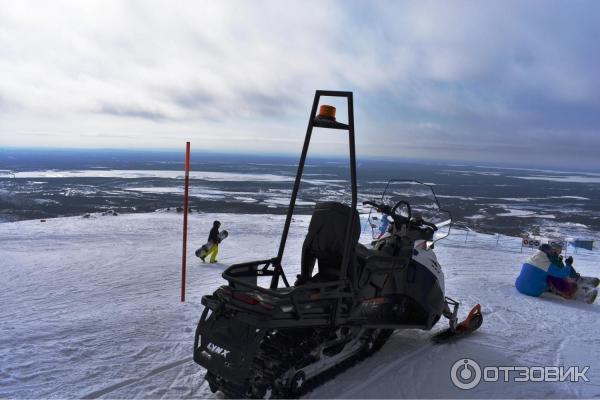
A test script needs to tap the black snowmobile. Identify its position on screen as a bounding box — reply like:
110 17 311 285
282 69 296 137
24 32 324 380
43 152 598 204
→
193 90 483 398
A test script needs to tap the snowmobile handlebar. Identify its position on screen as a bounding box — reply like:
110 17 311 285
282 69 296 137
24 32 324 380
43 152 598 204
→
391 200 412 221
363 200 438 235
362 200 391 214
363 200 409 224
411 213 438 231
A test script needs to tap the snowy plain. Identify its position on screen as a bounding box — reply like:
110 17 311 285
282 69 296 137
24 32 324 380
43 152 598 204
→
1 211 600 399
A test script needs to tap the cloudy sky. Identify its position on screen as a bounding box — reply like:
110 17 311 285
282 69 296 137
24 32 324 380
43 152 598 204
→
1 0 599 168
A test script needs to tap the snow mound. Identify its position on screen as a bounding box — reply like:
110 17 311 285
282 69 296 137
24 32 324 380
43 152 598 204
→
1 213 599 398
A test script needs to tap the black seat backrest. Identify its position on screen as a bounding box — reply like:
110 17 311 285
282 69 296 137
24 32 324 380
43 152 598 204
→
300 202 361 283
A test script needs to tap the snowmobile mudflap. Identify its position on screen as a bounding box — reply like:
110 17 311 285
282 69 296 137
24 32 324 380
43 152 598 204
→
194 307 264 386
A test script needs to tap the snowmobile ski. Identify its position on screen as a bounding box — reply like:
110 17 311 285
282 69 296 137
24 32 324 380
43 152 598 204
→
432 304 483 344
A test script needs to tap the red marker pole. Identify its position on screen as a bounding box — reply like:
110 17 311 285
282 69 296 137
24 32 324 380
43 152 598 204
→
181 142 191 302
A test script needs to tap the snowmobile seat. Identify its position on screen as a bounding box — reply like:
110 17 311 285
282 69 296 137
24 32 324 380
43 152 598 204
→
298 201 361 284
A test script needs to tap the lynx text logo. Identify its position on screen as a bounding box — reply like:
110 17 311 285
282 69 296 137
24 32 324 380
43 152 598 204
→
207 342 230 358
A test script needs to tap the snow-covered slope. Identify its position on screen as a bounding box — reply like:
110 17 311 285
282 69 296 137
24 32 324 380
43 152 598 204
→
1 212 600 398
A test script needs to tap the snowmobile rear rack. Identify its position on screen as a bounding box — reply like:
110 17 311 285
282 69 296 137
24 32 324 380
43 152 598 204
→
218 90 357 326
216 256 354 325
223 258 346 293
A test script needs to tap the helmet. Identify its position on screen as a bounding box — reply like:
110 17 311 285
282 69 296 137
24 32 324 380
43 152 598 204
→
539 244 552 253
550 243 563 252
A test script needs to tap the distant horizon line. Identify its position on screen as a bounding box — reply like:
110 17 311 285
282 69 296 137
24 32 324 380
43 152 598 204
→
1 145 598 173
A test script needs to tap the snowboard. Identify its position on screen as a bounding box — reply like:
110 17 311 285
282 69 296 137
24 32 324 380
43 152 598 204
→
195 230 228 260
548 278 598 304
574 275 600 288
572 285 598 304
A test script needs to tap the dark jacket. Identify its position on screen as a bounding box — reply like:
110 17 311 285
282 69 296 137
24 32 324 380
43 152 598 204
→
208 227 220 243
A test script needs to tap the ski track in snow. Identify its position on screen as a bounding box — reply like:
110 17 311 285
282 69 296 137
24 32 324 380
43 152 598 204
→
1 213 600 398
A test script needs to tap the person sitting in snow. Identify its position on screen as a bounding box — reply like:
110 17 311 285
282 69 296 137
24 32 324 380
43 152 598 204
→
552 255 598 288
515 243 571 297
544 245 581 298
202 220 222 264
546 252 599 303
556 254 579 279
564 256 581 279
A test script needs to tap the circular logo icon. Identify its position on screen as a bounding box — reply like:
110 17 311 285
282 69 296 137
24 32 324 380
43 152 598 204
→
451 358 482 390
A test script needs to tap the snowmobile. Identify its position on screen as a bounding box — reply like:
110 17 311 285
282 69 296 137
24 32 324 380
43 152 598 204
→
193 90 483 398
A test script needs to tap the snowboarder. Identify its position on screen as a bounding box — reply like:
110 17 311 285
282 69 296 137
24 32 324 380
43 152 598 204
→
547 255 599 303
543 244 577 297
201 221 222 263
546 258 598 304
564 256 579 279
515 243 571 297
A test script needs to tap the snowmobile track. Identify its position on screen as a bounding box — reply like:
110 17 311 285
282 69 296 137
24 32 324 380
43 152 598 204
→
81 357 194 399
207 328 393 398
293 329 393 398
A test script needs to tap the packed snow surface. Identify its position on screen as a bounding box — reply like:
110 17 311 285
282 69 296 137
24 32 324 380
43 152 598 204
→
2 212 600 398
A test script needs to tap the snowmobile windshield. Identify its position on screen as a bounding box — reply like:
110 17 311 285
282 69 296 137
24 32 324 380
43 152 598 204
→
367 180 452 243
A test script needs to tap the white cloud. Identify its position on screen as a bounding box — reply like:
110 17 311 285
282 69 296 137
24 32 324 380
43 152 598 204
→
1 0 599 168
